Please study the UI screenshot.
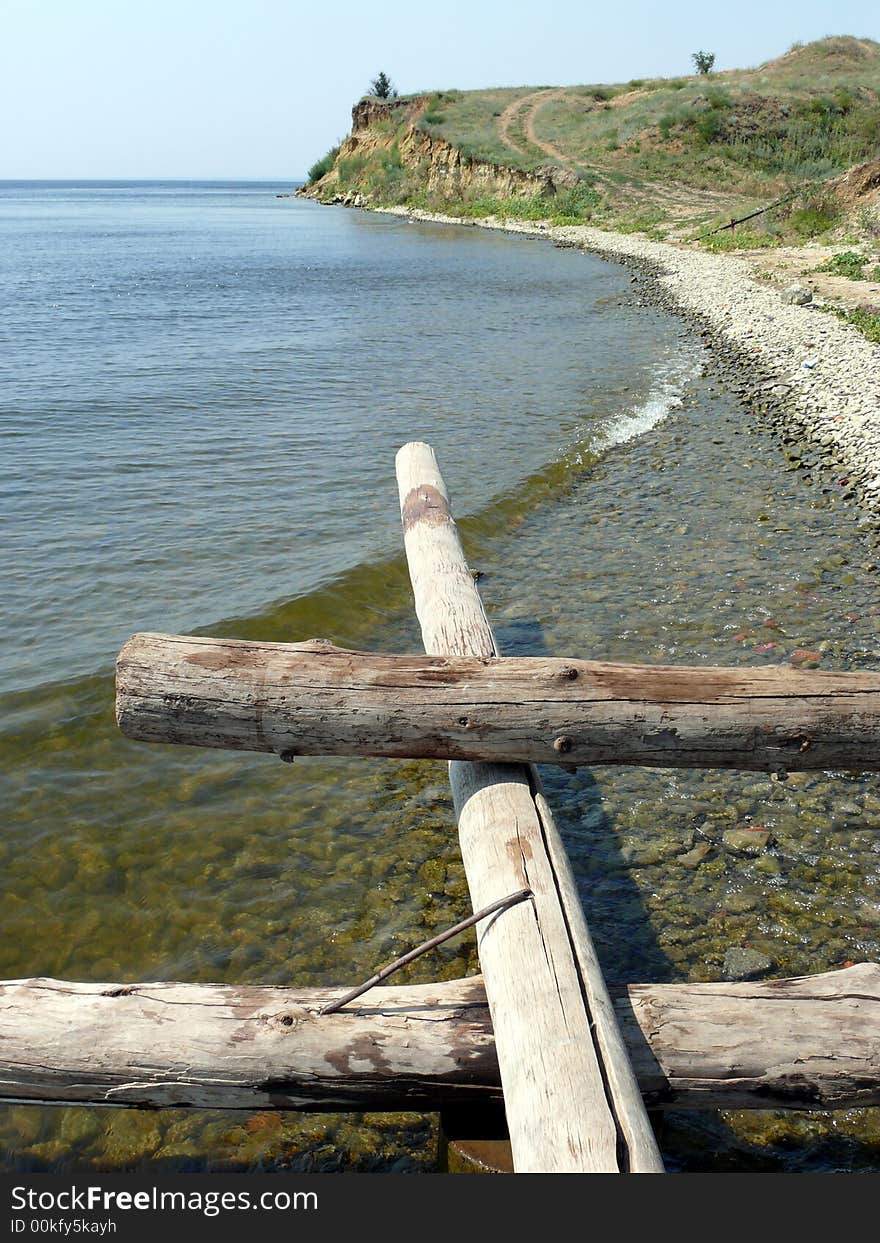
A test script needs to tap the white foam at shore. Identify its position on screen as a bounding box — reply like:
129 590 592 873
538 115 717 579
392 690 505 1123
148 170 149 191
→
567 362 698 465
383 207 880 513
599 368 695 449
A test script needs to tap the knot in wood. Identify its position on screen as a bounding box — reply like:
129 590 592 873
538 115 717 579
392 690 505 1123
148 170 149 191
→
401 484 452 531
553 735 573 754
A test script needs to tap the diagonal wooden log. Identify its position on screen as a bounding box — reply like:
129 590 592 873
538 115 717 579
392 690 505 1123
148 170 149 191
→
393 441 663 1173
117 635 880 772
2 965 878 1112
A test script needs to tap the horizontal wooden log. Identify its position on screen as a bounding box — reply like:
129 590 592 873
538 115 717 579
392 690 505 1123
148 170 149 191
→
118 633 880 772
2 965 878 1112
0 976 497 1111
619 961 880 1110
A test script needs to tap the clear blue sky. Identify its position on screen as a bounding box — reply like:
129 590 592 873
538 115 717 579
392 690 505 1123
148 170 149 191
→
1 0 876 180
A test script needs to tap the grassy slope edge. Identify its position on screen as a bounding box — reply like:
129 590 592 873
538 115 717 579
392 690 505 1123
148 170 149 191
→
304 37 880 337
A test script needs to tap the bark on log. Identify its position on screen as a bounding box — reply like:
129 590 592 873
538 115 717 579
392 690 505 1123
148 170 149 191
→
0 976 497 1111
118 634 880 773
2 966 878 1112
619 962 880 1110
394 441 663 1174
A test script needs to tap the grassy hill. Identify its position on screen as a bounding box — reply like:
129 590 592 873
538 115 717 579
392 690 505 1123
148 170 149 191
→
307 37 880 247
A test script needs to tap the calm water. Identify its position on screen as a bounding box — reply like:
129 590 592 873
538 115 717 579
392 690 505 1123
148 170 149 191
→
1 181 677 695
2 183 880 1174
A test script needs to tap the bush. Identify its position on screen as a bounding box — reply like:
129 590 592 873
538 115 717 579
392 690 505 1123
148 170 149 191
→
787 193 841 238
695 109 725 143
550 182 602 223
817 250 867 279
336 154 368 185
307 144 340 183
705 87 731 110
692 50 716 75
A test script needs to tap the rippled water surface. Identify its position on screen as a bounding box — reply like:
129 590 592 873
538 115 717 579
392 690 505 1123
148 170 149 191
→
1 182 671 694
3 183 880 1174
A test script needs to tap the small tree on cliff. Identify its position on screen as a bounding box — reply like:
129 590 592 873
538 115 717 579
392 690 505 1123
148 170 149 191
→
369 71 397 99
691 50 716 75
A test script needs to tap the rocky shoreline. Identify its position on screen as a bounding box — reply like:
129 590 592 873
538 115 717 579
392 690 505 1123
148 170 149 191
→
373 205 880 526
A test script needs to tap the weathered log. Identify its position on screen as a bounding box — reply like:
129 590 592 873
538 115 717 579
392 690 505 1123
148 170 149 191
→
393 441 663 1174
0 976 497 1111
2 966 878 1112
620 962 880 1110
118 634 880 772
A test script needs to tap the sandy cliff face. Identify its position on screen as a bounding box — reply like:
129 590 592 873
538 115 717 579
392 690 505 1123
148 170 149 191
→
397 125 572 197
350 95 420 133
302 96 573 205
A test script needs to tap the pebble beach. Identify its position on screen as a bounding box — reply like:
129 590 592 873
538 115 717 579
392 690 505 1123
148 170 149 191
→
381 205 880 520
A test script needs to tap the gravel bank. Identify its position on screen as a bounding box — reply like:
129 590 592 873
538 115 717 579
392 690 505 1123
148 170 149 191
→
378 205 880 514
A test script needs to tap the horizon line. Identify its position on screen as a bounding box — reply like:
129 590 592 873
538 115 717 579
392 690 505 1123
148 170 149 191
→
0 176 304 184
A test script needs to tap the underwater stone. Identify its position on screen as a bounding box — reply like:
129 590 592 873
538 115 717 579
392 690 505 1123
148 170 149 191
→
722 828 772 855
722 947 774 981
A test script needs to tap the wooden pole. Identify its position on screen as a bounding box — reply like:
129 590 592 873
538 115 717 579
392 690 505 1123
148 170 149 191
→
395 441 663 1173
694 189 799 240
2 966 878 1112
118 634 880 773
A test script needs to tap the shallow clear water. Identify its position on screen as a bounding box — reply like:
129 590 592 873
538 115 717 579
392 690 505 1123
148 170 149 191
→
1 182 675 695
2 185 880 1173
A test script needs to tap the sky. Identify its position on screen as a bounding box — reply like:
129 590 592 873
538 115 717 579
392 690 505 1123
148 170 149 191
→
1 0 877 180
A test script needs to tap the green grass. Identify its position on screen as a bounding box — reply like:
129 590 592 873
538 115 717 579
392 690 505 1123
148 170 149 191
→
701 226 777 252
398 36 880 205
431 185 602 224
608 206 668 235
548 183 602 223
309 36 880 236
829 304 880 342
785 192 843 238
817 249 871 279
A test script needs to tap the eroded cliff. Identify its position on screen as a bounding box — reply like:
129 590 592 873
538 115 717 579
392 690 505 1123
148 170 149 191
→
300 95 575 208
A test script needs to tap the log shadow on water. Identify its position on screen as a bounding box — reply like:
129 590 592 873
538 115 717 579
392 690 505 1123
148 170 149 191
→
496 613 672 985
493 614 880 1171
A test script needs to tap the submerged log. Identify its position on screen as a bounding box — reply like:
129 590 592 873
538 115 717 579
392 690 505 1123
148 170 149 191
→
118 635 880 773
2 965 878 1111
393 441 663 1174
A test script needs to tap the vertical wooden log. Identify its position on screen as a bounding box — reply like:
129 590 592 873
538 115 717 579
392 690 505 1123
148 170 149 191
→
395 441 663 1173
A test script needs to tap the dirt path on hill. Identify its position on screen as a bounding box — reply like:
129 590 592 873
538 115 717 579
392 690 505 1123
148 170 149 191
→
496 96 531 157
522 89 571 161
497 89 571 161
495 89 763 223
